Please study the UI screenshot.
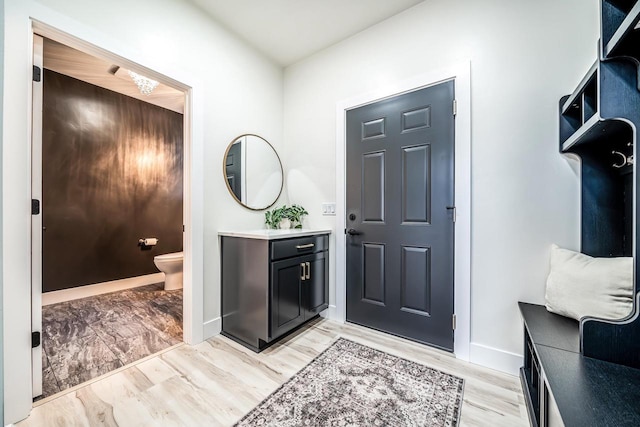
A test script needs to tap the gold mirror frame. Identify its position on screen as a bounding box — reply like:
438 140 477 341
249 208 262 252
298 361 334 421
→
222 134 284 211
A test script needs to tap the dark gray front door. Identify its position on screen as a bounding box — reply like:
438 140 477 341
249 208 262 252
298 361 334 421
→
346 82 455 351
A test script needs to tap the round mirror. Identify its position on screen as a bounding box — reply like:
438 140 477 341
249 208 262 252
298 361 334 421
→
223 134 283 210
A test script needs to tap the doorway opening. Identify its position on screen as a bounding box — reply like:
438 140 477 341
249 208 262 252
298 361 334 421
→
31 33 190 401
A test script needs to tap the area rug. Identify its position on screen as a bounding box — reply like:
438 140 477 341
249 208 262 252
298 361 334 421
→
235 338 464 426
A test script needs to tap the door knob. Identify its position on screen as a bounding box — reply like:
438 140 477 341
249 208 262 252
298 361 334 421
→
347 228 361 236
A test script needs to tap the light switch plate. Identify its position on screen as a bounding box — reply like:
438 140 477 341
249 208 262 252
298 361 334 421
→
321 203 336 216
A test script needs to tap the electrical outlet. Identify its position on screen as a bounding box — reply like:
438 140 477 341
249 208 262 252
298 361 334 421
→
321 203 336 216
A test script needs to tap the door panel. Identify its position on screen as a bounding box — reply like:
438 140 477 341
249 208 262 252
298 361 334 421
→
305 253 328 317
362 151 386 222
271 258 304 338
402 106 431 131
402 144 431 224
362 243 386 305
346 82 455 351
362 118 386 139
401 246 431 315
271 251 328 339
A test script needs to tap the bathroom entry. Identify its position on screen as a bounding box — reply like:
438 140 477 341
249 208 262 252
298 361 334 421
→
31 35 187 399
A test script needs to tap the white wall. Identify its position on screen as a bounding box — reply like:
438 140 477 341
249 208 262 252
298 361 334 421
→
2 0 283 423
283 0 597 371
0 0 4 423
246 136 283 208
0 0 602 421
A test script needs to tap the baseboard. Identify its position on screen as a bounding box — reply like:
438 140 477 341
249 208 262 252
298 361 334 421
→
42 273 165 306
203 317 221 340
469 342 523 376
322 304 341 322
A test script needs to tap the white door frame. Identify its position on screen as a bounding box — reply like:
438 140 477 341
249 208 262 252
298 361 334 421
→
30 20 204 343
31 34 44 398
29 21 202 344
3 14 205 422
334 62 471 360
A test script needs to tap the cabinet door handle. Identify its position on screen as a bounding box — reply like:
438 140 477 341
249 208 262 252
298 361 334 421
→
300 263 306 280
305 262 310 280
296 243 315 250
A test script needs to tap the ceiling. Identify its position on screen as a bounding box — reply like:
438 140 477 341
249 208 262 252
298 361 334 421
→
43 39 185 114
188 0 425 66
41 1 426 109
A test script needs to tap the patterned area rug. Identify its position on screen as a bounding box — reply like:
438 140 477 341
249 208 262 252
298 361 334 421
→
235 338 464 427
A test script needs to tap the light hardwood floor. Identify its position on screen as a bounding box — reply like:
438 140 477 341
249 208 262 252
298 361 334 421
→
18 318 529 426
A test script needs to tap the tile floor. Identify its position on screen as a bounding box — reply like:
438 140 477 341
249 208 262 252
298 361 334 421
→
40 283 183 399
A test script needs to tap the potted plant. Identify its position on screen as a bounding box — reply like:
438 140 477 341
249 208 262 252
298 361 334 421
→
265 205 287 229
286 204 308 229
265 204 309 229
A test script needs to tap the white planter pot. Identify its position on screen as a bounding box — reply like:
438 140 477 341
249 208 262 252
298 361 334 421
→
279 218 291 229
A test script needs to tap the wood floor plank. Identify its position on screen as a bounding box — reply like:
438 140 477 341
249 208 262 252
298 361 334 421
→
75 387 119 426
134 355 181 386
18 393 91 427
205 339 289 383
18 318 528 426
85 366 154 407
196 341 281 395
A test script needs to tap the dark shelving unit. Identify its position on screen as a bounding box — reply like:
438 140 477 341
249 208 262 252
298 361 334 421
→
520 2 640 425
559 58 639 263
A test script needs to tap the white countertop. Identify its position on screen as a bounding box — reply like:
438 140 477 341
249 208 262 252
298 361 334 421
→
218 229 332 240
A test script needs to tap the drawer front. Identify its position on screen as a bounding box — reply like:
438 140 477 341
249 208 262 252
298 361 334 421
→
271 234 328 261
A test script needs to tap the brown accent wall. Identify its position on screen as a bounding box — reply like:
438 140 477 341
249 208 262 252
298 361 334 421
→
42 70 183 292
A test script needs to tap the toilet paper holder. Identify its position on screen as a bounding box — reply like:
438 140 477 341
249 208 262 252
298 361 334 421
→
138 237 159 247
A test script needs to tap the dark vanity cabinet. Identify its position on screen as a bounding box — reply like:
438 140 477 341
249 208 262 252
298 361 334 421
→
220 231 329 351
271 248 328 338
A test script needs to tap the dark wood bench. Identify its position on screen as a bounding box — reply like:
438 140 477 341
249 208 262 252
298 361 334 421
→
519 302 640 427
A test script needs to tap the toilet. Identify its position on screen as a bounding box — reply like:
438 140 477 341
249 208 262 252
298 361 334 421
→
154 251 183 290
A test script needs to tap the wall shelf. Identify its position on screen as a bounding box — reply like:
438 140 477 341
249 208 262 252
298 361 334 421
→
560 59 640 153
601 0 640 65
560 62 597 116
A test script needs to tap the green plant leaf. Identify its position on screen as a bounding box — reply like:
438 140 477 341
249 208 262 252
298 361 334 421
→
265 204 309 229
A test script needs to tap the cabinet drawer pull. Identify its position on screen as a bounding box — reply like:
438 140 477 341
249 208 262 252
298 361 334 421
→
300 263 306 280
305 262 310 280
296 243 315 250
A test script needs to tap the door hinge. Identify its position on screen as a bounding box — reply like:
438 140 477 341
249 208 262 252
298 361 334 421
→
32 199 40 215
452 314 457 331
453 99 457 116
446 206 456 223
32 331 41 348
33 65 41 82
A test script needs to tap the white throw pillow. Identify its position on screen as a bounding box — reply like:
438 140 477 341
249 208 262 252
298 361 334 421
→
545 244 634 321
